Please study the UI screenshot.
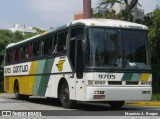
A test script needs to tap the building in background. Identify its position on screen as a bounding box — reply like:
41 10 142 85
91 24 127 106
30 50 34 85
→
74 0 92 20
10 24 36 34
93 0 144 21
74 11 84 20
130 4 144 21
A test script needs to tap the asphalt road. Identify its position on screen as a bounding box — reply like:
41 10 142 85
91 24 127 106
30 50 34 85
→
0 93 160 116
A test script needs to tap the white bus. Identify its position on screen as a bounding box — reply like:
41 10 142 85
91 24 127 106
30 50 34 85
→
4 19 152 108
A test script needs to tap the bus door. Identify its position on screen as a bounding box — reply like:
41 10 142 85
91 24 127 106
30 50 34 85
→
70 26 86 101
75 37 86 101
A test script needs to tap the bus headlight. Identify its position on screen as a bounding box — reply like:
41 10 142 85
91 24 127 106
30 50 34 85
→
88 80 94 85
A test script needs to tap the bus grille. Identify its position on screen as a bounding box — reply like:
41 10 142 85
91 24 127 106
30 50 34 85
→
108 81 139 86
126 81 139 85
108 81 122 85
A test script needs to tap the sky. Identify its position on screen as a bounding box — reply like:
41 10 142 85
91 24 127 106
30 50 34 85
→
0 0 159 30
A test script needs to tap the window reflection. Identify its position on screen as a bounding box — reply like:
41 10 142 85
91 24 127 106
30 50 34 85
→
87 28 122 68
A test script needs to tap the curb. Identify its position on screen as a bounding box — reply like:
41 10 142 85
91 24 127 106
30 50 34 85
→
1 93 160 106
0 93 15 98
125 102 160 106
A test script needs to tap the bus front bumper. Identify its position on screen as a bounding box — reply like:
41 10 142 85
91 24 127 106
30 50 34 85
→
86 86 152 101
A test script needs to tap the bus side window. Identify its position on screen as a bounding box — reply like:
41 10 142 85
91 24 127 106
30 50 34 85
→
22 45 26 60
25 45 29 60
57 32 67 53
44 37 50 55
49 36 53 54
18 47 21 61
10 50 13 62
15 48 19 61
33 41 39 57
11 49 15 62
65 31 68 50
20 47 23 60
29 43 33 59
69 27 84 69
71 27 84 38
40 39 44 56
52 35 57 54
5 49 10 63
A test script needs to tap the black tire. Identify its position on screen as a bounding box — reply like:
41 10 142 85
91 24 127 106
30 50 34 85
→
14 82 21 100
108 101 125 109
59 83 76 108
21 95 29 100
46 97 61 106
14 82 29 100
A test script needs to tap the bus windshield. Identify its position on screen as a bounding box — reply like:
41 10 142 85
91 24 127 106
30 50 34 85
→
86 27 149 70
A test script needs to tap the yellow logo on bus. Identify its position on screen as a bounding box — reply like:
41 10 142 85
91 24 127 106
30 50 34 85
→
56 60 65 71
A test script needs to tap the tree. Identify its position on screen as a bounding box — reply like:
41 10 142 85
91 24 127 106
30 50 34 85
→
93 8 133 22
97 0 123 8
0 29 42 92
97 0 138 10
97 0 138 20
94 9 117 19
142 10 160 97
33 27 46 34
143 10 160 60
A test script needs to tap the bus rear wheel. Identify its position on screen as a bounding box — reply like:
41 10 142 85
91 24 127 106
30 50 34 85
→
14 82 29 100
59 83 76 108
108 101 125 109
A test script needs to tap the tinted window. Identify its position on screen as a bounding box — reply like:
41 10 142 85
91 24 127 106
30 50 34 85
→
69 26 84 69
57 32 67 52
87 28 122 68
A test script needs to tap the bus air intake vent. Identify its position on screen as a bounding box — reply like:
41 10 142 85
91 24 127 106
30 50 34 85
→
108 81 122 85
126 81 139 85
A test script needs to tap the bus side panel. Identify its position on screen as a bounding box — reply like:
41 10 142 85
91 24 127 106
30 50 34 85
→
4 76 15 93
19 61 38 95
19 76 35 95
45 75 56 97
31 58 55 96
67 74 76 100
4 76 35 95
4 77 7 92
45 57 76 99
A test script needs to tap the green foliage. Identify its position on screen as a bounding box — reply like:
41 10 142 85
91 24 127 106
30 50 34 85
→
143 10 160 59
94 9 117 19
33 27 46 34
0 29 44 92
0 30 37 66
96 0 138 20
97 0 138 10
97 0 123 8
117 10 134 21
93 9 133 22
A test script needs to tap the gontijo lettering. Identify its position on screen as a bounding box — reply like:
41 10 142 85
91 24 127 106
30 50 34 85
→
13 65 28 73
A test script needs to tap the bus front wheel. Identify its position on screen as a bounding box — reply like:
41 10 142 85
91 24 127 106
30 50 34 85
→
59 83 76 108
108 101 125 109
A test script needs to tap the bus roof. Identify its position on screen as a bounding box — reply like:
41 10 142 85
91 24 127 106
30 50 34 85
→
6 18 148 49
71 19 148 30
